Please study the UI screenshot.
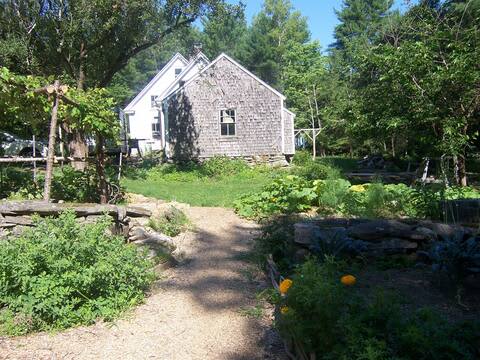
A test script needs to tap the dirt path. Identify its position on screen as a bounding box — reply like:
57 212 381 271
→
0 205 285 360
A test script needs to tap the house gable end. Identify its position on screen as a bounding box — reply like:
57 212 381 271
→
124 53 188 111
163 53 286 102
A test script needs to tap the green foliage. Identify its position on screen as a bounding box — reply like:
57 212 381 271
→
148 206 191 237
0 211 154 335
429 231 480 286
314 179 351 214
233 175 316 219
242 0 310 89
200 156 249 177
2 166 124 203
277 258 480 359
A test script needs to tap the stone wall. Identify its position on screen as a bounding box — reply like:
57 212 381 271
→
0 201 177 260
166 57 285 160
294 218 474 259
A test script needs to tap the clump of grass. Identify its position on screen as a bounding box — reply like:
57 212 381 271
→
148 206 191 237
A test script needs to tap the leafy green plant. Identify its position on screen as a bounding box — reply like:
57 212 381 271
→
276 258 480 359
234 175 316 219
0 211 154 335
314 178 351 215
148 206 191 237
429 231 480 287
201 155 249 177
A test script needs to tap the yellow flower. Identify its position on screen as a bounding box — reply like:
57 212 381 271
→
349 185 366 193
280 306 289 315
341 274 357 286
279 278 293 295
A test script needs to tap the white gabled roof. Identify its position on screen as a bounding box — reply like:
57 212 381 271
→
160 51 210 100
124 52 188 111
163 53 286 101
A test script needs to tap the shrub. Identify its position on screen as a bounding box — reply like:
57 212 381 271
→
291 150 312 166
3 166 124 203
201 155 249 177
148 206 191 237
429 231 480 287
277 258 480 359
0 211 154 335
292 161 342 181
233 175 316 219
314 179 351 215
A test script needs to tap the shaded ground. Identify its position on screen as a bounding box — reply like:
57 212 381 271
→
0 205 285 360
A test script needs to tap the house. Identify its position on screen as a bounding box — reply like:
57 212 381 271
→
122 51 295 162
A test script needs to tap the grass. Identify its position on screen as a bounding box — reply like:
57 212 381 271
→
122 169 276 207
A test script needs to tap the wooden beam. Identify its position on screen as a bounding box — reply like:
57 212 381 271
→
0 156 70 163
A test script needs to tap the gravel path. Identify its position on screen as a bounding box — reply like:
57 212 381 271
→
0 206 285 360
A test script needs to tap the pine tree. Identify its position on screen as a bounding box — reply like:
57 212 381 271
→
242 0 310 90
332 0 394 50
200 3 248 60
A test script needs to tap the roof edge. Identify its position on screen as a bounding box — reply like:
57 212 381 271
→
162 52 286 101
124 52 188 111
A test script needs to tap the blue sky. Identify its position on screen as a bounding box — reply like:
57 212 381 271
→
232 0 411 50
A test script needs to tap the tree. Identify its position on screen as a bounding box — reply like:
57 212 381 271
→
0 0 227 169
350 2 480 184
242 0 310 90
200 2 248 60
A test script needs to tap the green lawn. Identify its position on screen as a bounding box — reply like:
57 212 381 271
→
122 172 273 207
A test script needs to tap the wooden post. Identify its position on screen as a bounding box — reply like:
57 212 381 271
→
32 135 37 183
312 128 316 160
43 80 60 202
96 133 108 204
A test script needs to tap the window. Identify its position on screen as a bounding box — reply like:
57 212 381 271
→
152 112 161 137
175 68 182 77
220 109 236 136
151 95 159 108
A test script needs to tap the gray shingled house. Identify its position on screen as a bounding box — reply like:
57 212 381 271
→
122 52 295 163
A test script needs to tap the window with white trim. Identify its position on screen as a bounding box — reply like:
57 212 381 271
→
220 109 236 136
174 68 182 77
152 112 161 137
151 95 159 108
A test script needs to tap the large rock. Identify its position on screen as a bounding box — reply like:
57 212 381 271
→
367 238 418 255
348 220 413 241
294 223 317 245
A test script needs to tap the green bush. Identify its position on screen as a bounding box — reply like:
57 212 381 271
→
277 258 480 359
201 155 249 177
314 179 351 214
0 211 154 335
292 161 342 181
233 175 316 219
148 206 191 237
3 166 124 203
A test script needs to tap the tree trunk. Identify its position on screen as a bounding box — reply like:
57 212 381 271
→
95 134 108 204
391 136 396 158
43 81 60 202
68 42 88 171
454 154 467 187
68 131 88 171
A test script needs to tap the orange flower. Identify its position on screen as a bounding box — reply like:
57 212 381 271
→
341 275 356 286
279 278 293 295
280 306 289 315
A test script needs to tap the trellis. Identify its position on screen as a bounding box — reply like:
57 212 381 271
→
294 128 321 159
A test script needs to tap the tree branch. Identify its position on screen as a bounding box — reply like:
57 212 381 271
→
98 16 197 87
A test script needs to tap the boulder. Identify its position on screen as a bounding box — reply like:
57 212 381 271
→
294 223 318 245
367 238 418 255
348 220 413 241
413 226 437 242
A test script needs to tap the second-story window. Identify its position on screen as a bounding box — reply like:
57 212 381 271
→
151 95 159 108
